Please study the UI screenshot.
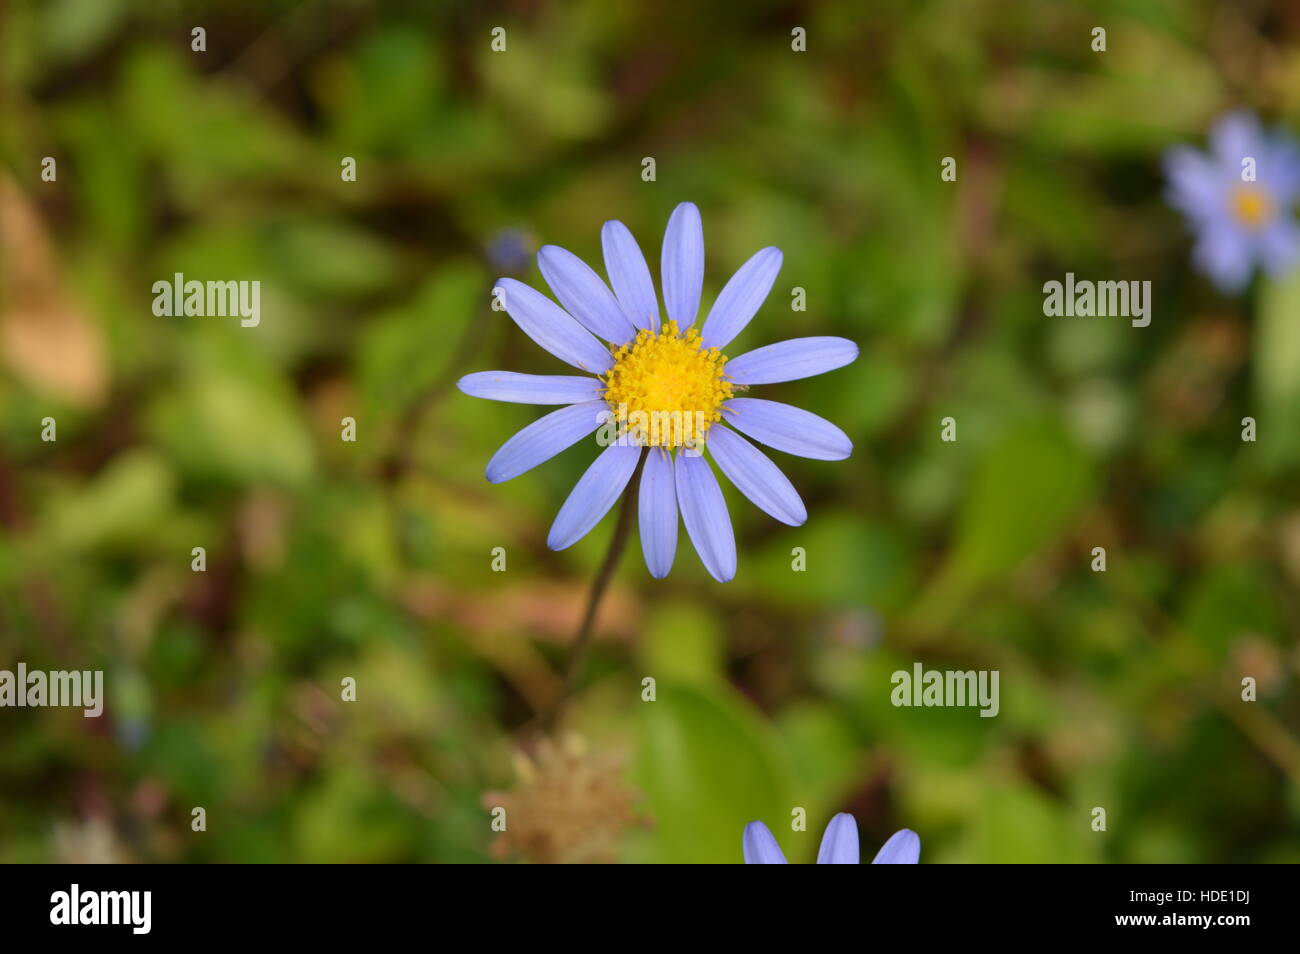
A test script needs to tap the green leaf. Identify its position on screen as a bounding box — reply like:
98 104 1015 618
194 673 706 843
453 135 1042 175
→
777 702 864 822
959 780 1097 863
944 418 1094 589
358 262 487 416
292 764 415 863
638 602 724 684
747 512 916 611
1181 565 1281 661
147 363 315 488
267 219 400 298
41 449 176 552
636 685 792 863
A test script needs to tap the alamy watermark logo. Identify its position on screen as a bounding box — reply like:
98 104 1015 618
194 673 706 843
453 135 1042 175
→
151 272 260 327
1042 272 1151 327
891 663 1000 717
0 664 103 717
50 884 151 934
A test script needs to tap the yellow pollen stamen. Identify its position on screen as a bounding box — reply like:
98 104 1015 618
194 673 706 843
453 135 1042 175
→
1231 185 1272 230
601 320 733 448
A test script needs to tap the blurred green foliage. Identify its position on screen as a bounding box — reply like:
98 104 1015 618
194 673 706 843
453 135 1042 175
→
1 0 1299 863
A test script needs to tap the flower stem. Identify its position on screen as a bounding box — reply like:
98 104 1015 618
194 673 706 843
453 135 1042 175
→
543 451 645 730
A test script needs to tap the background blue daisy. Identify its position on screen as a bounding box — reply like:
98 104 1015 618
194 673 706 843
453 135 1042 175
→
1165 111 1300 291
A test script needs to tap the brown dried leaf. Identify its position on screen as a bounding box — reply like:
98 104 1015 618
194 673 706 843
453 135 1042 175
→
0 174 108 407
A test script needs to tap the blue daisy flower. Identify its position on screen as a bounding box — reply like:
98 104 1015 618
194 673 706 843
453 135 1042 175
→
1164 111 1300 292
459 202 858 582
743 813 921 864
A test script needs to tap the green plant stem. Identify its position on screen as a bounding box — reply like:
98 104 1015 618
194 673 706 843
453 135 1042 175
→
542 452 645 731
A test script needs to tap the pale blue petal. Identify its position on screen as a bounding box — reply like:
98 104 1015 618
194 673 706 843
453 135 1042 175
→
1194 226 1254 292
547 444 642 550
1210 111 1262 168
1257 218 1300 275
1262 135 1300 204
458 371 603 405
816 813 860 864
485 401 607 484
725 336 859 385
871 828 921 865
638 448 678 578
723 398 852 461
700 247 782 349
661 202 704 327
602 220 659 332
675 453 736 582
496 277 613 374
742 821 788 864
537 245 636 345
707 425 806 527
1164 145 1229 223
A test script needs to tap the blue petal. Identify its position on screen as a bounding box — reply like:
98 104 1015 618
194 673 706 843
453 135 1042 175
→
1210 111 1263 168
816 813 860 864
1262 134 1300 204
723 398 852 461
742 821 788 864
1163 145 1225 221
725 336 859 385
871 828 921 865
661 202 704 327
496 277 613 374
638 448 678 578
1194 225 1254 293
602 220 659 332
458 371 603 405
707 425 806 526
547 444 642 550
485 401 606 484
1257 218 1300 275
675 453 736 582
537 245 636 345
700 247 782 349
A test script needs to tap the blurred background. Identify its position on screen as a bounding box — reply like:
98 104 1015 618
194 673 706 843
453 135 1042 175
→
2 0 1300 863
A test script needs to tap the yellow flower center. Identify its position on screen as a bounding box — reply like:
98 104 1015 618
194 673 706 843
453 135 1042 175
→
1231 185 1272 230
602 320 733 448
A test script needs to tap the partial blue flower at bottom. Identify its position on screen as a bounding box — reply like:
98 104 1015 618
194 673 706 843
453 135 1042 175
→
743 813 921 864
